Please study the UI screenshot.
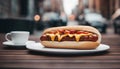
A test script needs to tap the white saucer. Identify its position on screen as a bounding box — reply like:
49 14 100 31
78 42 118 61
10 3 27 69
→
26 41 110 54
3 41 35 46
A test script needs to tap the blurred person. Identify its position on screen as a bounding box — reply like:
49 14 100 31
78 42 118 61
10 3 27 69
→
84 5 92 14
78 10 85 22
42 8 59 28
60 11 68 26
72 5 80 21
112 9 120 20
67 14 79 26
38 2 44 16
72 5 79 18
42 8 59 21
112 8 120 34
72 5 84 21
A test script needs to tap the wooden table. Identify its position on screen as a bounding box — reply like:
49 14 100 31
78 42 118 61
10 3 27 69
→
0 34 120 69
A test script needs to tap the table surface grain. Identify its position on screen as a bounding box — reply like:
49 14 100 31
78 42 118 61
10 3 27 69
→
0 34 120 69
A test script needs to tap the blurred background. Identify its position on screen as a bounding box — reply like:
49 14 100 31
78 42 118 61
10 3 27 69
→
0 0 120 37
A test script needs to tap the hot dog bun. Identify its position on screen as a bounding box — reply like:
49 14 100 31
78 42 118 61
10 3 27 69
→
40 26 101 49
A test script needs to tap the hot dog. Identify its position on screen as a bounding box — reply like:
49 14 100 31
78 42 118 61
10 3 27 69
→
40 26 101 49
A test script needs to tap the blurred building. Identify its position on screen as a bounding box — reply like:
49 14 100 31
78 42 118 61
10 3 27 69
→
0 0 120 19
0 0 11 17
78 0 120 19
0 0 34 19
0 0 64 19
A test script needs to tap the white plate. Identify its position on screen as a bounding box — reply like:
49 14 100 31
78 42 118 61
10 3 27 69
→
3 41 35 46
26 41 110 54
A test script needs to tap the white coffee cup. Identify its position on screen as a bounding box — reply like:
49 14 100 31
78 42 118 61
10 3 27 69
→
5 31 30 45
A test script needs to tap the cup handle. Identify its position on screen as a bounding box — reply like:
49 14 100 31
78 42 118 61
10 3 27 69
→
5 33 11 41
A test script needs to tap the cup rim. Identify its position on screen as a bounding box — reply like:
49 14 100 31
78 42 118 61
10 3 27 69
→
11 31 29 33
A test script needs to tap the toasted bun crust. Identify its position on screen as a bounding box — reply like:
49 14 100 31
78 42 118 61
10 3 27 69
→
40 26 101 49
41 41 99 49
